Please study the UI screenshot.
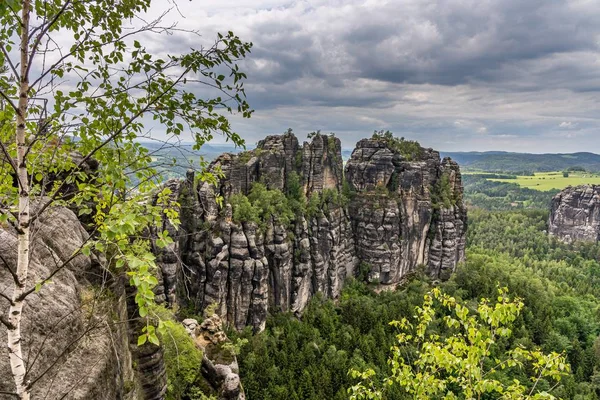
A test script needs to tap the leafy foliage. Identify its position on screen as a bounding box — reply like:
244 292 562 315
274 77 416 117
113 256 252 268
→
349 288 570 399
158 311 204 399
230 183 295 228
432 172 457 209
0 0 253 376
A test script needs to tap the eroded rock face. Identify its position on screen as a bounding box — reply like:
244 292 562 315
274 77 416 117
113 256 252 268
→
346 140 467 282
0 206 144 399
549 185 600 242
155 133 467 332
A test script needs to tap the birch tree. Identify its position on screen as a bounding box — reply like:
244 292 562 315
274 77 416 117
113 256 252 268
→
0 1 252 398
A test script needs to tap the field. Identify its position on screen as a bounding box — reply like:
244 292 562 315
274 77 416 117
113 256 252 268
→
487 171 600 191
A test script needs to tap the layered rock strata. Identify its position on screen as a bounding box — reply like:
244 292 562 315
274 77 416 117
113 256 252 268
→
155 133 467 331
549 185 600 242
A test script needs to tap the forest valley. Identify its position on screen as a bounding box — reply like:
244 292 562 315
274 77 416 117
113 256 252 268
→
227 209 600 399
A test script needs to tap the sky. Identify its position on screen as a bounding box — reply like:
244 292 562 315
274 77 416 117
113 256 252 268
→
143 0 600 153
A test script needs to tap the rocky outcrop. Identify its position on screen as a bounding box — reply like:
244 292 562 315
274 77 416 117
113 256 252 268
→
155 132 467 332
0 205 143 399
549 185 600 242
0 132 467 399
346 139 466 282
183 316 245 400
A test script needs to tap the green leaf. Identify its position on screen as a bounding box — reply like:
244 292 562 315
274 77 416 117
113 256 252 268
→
148 332 160 346
157 321 167 336
137 334 147 346
81 245 91 256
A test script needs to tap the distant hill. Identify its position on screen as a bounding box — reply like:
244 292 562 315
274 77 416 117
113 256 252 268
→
137 141 247 181
441 151 600 173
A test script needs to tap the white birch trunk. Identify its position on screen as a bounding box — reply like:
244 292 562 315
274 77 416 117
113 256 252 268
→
7 1 31 398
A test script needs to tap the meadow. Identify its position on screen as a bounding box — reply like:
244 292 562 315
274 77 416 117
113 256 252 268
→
487 171 600 191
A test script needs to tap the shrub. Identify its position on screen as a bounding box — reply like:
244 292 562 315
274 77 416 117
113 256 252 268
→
154 306 204 400
431 172 456 209
230 193 260 224
372 130 423 161
229 183 296 228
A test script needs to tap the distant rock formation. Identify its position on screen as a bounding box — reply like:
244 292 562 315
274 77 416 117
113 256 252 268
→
549 185 600 242
154 132 467 332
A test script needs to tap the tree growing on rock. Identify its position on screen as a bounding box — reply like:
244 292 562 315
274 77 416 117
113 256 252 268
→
0 0 252 398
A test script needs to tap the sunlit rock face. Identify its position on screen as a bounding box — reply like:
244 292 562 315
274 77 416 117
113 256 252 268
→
345 139 466 283
154 132 467 331
549 185 600 243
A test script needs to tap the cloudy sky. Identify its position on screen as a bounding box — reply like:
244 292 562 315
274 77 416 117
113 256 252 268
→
147 0 600 152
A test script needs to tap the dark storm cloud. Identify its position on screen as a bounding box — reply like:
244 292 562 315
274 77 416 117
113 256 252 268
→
245 0 600 90
145 0 600 152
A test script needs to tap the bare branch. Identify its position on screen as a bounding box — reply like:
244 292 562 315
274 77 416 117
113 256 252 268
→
17 234 93 302
0 43 19 80
26 320 103 391
0 313 15 330
26 0 73 80
0 139 19 178
0 290 14 305
0 89 19 113
24 305 82 382
0 252 20 287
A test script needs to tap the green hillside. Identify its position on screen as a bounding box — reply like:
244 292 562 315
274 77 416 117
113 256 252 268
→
443 151 600 173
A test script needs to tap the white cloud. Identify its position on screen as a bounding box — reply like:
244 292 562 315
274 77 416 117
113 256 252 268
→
559 121 578 129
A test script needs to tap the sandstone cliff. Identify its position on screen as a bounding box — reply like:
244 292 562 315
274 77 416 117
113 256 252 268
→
156 132 467 332
0 205 143 399
548 185 600 242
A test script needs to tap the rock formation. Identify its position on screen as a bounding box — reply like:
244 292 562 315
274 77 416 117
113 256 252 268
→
155 132 467 332
549 185 600 242
183 316 245 399
0 131 467 398
346 139 466 282
0 205 143 399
